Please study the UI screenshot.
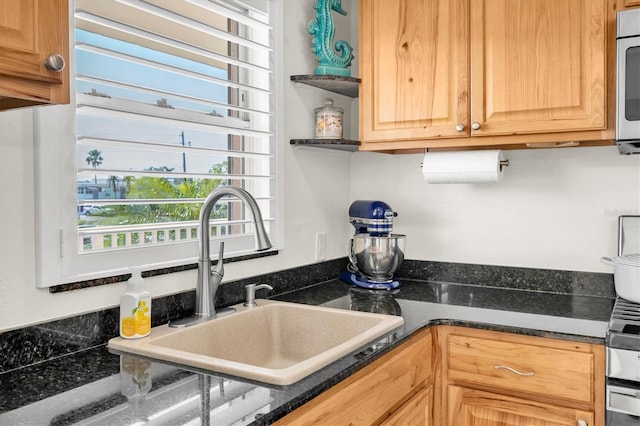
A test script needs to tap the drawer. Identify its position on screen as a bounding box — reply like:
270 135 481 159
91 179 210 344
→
447 333 595 403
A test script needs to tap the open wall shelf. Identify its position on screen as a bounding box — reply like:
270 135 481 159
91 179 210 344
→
290 75 361 151
290 138 360 152
290 75 360 98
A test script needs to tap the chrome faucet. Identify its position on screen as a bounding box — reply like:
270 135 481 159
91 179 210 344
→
169 186 272 328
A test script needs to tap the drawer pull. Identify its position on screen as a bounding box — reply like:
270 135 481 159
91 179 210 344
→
494 365 535 376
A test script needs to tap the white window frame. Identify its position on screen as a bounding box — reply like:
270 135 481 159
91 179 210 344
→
33 0 284 287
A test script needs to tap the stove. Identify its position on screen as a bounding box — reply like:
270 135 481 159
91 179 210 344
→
605 298 640 425
605 215 640 425
607 298 640 351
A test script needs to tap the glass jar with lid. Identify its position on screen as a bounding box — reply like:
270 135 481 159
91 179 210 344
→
315 98 343 139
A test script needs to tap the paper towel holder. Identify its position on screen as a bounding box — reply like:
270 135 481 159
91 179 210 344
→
420 149 510 171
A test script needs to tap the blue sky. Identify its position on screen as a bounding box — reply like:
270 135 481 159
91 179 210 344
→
75 29 233 176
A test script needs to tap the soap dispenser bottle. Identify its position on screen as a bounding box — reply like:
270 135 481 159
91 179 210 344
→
120 267 151 339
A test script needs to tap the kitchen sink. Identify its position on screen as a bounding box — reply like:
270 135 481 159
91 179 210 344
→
108 300 404 386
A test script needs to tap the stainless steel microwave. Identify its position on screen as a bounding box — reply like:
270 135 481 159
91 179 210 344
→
616 8 640 154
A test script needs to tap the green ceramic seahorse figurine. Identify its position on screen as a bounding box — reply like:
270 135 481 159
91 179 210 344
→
307 0 354 77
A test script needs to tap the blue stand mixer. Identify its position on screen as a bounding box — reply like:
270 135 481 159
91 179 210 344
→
340 200 406 290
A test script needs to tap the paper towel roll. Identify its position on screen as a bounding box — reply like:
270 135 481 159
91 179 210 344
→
422 150 505 184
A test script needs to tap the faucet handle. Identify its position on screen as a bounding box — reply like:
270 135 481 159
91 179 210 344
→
212 241 224 277
244 283 273 307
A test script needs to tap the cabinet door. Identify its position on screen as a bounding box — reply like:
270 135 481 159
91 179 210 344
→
470 0 606 136
381 385 432 426
359 0 469 145
0 0 70 108
274 329 432 425
448 386 594 426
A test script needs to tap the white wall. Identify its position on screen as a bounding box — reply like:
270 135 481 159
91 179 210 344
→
1 0 639 331
350 148 640 272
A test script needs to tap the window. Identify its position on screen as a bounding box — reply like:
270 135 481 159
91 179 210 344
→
34 0 282 287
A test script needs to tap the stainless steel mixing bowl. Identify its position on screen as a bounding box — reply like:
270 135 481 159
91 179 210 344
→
348 234 406 281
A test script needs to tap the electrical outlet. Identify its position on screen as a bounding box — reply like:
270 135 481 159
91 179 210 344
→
315 232 326 261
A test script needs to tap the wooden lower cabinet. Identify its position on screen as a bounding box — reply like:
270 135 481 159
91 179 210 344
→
381 385 432 426
274 328 432 425
274 326 604 426
447 332 596 404
448 385 594 426
441 326 605 426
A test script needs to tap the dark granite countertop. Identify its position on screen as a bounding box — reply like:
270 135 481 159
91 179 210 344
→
0 277 613 426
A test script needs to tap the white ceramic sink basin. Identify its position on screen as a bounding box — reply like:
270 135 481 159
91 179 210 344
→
108 300 404 386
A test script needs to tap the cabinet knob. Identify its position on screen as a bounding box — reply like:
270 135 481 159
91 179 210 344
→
455 124 465 132
576 420 588 426
471 122 481 130
44 54 66 72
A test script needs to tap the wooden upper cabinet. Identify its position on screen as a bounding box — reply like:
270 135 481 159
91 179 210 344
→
470 0 606 137
618 0 640 9
359 0 613 152
0 0 70 110
381 385 432 426
360 0 469 143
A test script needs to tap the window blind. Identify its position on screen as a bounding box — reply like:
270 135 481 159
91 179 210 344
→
73 0 276 255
